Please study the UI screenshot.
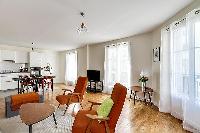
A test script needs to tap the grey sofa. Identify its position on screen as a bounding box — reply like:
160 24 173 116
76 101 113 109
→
5 94 44 118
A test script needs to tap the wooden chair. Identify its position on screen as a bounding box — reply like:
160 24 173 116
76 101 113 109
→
56 77 88 115
72 83 127 133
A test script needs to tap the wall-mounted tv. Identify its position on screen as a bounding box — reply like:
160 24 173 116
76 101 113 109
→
87 70 100 81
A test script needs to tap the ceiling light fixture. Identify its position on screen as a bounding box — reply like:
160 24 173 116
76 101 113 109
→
77 12 88 33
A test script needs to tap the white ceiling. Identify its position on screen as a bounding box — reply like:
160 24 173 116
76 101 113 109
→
0 0 193 51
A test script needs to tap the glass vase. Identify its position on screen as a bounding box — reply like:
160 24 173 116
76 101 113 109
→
141 82 146 92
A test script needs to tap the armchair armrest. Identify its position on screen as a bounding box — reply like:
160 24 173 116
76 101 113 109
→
62 89 73 95
85 114 109 121
88 100 102 105
71 93 81 95
88 101 102 110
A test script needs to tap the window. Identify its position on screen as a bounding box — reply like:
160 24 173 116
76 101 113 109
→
195 21 200 100
104 42 131 93
65 51 77 85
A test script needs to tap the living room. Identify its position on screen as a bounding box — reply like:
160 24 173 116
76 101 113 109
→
0 0 200 133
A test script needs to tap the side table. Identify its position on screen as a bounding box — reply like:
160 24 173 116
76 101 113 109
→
130 86 153 105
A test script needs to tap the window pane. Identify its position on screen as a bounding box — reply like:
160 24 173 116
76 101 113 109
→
195 22 200 47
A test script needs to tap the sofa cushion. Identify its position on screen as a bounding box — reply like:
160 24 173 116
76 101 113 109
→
11 92 39 111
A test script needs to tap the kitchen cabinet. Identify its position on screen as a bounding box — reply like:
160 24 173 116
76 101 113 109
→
0 73 30 91
29 52 43 67
0 74 18 90
15 51 29 63
1 50 15 61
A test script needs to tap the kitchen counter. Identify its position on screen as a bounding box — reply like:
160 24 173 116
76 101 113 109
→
0 72 30 74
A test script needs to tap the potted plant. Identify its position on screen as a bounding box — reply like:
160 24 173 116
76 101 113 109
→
138 72 148 91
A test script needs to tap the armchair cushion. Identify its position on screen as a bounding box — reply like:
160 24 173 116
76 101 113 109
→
97 97 114 118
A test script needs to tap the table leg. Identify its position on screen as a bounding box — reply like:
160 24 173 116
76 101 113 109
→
42 79 44 95
130 89 132 99
143 92 146 103
53 113 57 128
89 81 91 92
149 92 152 105
29 125 32 133
133 92 136 105
94 82 97 93
17 80 20 94
101 81 103 92
51 78 53 92
35 79 39 92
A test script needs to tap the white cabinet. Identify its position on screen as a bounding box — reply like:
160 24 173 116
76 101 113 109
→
15 51 29 63
0 74 18 90
30 52 43 67
1 50 15 61
0 73 30 91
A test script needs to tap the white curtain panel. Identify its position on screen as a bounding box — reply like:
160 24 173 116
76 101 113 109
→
183 9 200 132
170 20 187 120
159 28 171 113
160 9 200 132
104 42 131 94
65 51 77 86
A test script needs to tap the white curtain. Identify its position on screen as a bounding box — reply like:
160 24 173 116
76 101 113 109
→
183 9 200 131
104 42 131 94
65 51 77 86
159 27 171 113
170 19 187 120
160 9 200 132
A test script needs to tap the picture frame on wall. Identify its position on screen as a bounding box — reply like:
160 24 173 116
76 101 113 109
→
153 47 160 62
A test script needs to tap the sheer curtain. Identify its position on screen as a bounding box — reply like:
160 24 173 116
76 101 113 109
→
160 9 200 132
104 42 131 94
183 9 200 131
65 51 77 86
159 27 171 113
170 19 188 120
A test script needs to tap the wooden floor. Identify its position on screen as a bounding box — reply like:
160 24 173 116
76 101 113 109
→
0 83 189 133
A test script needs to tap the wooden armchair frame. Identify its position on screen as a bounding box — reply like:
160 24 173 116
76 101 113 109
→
57 88 83 115
85 101 110 133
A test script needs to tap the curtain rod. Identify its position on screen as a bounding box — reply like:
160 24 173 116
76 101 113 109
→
105 42 129 47
164 9 200 31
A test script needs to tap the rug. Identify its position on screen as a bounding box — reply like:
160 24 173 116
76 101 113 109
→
0 109 74 133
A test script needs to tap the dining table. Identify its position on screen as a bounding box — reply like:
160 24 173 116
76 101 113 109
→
13 75 56 94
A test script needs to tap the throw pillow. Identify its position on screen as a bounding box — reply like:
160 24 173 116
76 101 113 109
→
97 97 114 118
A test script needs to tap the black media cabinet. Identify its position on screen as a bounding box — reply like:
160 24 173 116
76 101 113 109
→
87 80 103 93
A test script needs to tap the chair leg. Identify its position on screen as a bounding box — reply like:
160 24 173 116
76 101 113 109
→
72 104 76 117
80 103 83 109
57 104 60 109
63 105 68 116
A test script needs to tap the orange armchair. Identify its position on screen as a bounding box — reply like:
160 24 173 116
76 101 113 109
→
72 83 127 133
56 76 88 115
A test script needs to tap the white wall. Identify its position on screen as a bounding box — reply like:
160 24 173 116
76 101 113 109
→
151 0 200 106
88 33 153 87
58 51 66 84
41 51 61 83
77 46 87 77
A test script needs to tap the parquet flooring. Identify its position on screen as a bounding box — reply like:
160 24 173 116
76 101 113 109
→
0 84 188 133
